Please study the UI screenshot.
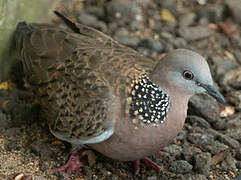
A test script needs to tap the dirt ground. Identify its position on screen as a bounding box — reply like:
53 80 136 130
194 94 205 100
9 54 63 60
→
0 0 241 179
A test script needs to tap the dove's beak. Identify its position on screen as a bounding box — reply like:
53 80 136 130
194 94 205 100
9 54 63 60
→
199 83 226 104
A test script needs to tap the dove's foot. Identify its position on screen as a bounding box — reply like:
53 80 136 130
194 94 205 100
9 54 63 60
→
156 151 167 157
48 149 96 178
134 157 161 175
48 150 84 178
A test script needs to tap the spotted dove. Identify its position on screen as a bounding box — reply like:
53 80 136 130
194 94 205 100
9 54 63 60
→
10 11 225 177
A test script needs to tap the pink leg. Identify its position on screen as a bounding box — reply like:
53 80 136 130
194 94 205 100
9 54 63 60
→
134 160 140 175
133 157 161 175
48 150 84 178
143 157 161 172
156 151 167 157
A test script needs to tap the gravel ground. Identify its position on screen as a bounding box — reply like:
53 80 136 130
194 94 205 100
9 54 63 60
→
1 0 241 179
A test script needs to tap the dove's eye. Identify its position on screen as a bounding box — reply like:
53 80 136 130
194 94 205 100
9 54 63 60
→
183 70 194 80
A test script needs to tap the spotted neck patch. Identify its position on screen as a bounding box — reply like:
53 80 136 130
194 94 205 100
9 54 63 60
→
128 74 170 126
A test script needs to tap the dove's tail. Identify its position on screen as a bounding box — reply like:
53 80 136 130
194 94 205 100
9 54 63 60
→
54 11 80 34
4 22 33 86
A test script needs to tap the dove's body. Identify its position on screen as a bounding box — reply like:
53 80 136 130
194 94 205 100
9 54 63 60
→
12 14 225 164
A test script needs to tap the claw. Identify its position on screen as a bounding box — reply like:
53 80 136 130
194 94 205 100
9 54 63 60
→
48 150 84 178
134 157 161 175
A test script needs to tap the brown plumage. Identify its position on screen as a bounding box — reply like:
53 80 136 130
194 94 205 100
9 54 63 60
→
12 13 159 151
11 11 225 176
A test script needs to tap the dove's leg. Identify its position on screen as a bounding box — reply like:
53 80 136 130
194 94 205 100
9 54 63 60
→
48 148 96 178
48 150 84 178
142 157 161 172
134 155 165 175
156 151 167 157
134 160 141 175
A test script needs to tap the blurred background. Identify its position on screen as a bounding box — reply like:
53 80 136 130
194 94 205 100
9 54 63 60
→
0 0 241 179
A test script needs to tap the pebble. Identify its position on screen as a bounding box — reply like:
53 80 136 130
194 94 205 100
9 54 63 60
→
85 7 105 19
0 112 11 130
227 91 241 110
211 55 238 79
106 0 142 25
30 141 53 161
204 140 228 154
178 26 213 41
182 145 202 162
117 36 140 48
221 153 237 170
188 133 215 146
236 161 241 169
220 67 241 90
236 149 241 160
78 13 99 26
78 13 107 32
179 13 196 27
217 134 241 149
5 127 21 137
169 160 193 174
137 38 164 53
224 0 241 23
213 119 227 130
194 152 211 175
198 4 225 23
147 176 157 180
186 115 211 129
188 94 221 124
183 174 207 180
163 144 182 156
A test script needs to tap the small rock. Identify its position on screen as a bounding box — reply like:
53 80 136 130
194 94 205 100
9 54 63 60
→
163 144 182 156
0 112 11 130
5 140 21 151
220 67 241 91
213 119 227 130
217 134 240 149
236 149 241 160
78 13 107 32
5 127 21 137
116 36 140 48
188 133 215 146
178 26 213 41
78 13 99 26
186 115 211 129
188 94 221 124
147 176 157 180
106 0 142 25
30 141 53 161
227 91 241 110
111 175 119 180
194 152 211 175
226 112 241 129
138 38 164 53
182 145 202 162
169 37 187 48
221 153 237 170
179 13 196 27
198 4 226 23
205 140 228 154
85 7 105 19
224 0 241 23
234 50 241 64
169 160 193 174
236 161 241 169
183 174 207 180
32 176 45 180
211 55 238 80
